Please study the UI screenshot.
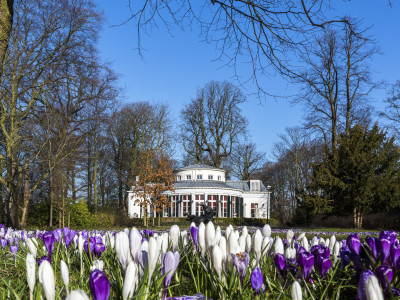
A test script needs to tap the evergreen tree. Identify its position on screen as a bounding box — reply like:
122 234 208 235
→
304 123 400 228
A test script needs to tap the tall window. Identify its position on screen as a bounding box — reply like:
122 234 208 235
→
231 196 236 217
218 175 221 181
171 195 179 217
176 175 181 181
197 174 203 180
220 195 227 217
251 203 258 218
195 194 205 216
208 195 217 213
182 195 191 216
186 175 191 180
208 175 213 180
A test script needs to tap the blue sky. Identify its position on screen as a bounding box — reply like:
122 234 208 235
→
96 1 400 161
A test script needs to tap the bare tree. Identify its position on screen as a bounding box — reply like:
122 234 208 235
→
381 81 400 139
126 1 352 96
295 22 376 149
228 142 265 180
181 81 247 168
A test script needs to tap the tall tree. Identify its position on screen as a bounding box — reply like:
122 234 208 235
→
229 142 265 180
381 80 400 139
304 123 400 229
181 81 247 168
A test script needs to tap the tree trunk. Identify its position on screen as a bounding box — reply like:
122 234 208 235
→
49 174 54 227
0 0 13 77
20 161 30 228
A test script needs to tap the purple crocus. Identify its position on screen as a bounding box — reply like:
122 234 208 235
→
10 244 18 255
391 242 400 269
375 265 393 291
273 253 287 280
43 231 55 260
231 252 250 285
0 238 6 248
357 270 374 300
84 237 96 257
53 229 62 243
347 234 361 255
90 269 110 300
94 242 106 258
190 226 198 246
63 227 71 238
380 230 397 244
316 256 332 278
162 251 180 300
251 267 264 295
297 251 314 279
378 237 391 264
365 236 378 261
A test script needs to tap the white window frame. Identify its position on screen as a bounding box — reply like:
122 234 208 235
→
186 175 191 180
197 174 203 180
208 175 213 180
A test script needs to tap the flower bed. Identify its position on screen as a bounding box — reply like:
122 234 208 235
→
0 223 396 299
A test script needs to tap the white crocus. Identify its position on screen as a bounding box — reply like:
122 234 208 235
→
225 225 233 241
116 231 131 271
38 260 55 300
285 247 296 259
238 235 246 253
291 281 302 300
241 226 248 239
198 222 206 256
181 230 188 247
60 260 69 294
218 236 227 269
365 275 384 300
212 244 223 278
262 224 271 238
333 241 340 262
122 261 138 300
301 237 309 252
245 234 252 253
129 227 142 263
274 237 284 255
205 222 216 253
287 230 294 246
169 225 180 251
66 290 90 300
298 232 305 242
227 232 238 263
215 226 222 245
26 238 37 257
253 230 263 263
161 233 169 255
148 237 159 284
329 235 336 253
26 253 36 299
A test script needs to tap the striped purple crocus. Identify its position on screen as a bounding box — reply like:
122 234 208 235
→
162 251 180 300
90 269 110 300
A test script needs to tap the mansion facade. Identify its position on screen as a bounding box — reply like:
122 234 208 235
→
126 164 271 219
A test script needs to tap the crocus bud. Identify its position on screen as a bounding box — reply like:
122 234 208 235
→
148 237 159 284
329 235 336 253
205 222 215 253
291 281 302 300
215 226 222 245
161 233 169 254
198 223 206 256
26 238 37 257
253 230 262 263
262 224 271 238
78 235 84 257
122 261 138 300
285 247 296 259
129 228 142 263
212 244 223 278
239 235 246 253
246 235 252 253
365 275 384 300
219 236 227 268
66 290 90 300
226 225 233 240
169 225 180 251
228 232 239 262
261 237 271 257
162 251 180 289
251 267 264 295
347 234 361 255
116 231 130 271
26 253 36 293
190 226 199 246
61 260 69 293
274 237 284 255
333 241 340 262
38 260 55 300
90 269 111 300
287 230 294 246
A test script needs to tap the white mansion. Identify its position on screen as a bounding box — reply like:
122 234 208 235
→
127 164 271 219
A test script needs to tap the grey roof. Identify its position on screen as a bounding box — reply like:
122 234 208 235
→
174 180 240 190
174 179 269 192
226 180 269 192
176 164 224 172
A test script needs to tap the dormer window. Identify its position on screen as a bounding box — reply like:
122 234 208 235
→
176 175 181 181
197 174 203 180
186 175 191 180
208 175 213 180
218 175 221 181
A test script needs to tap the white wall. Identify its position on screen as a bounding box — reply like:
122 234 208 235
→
175 169 225 181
